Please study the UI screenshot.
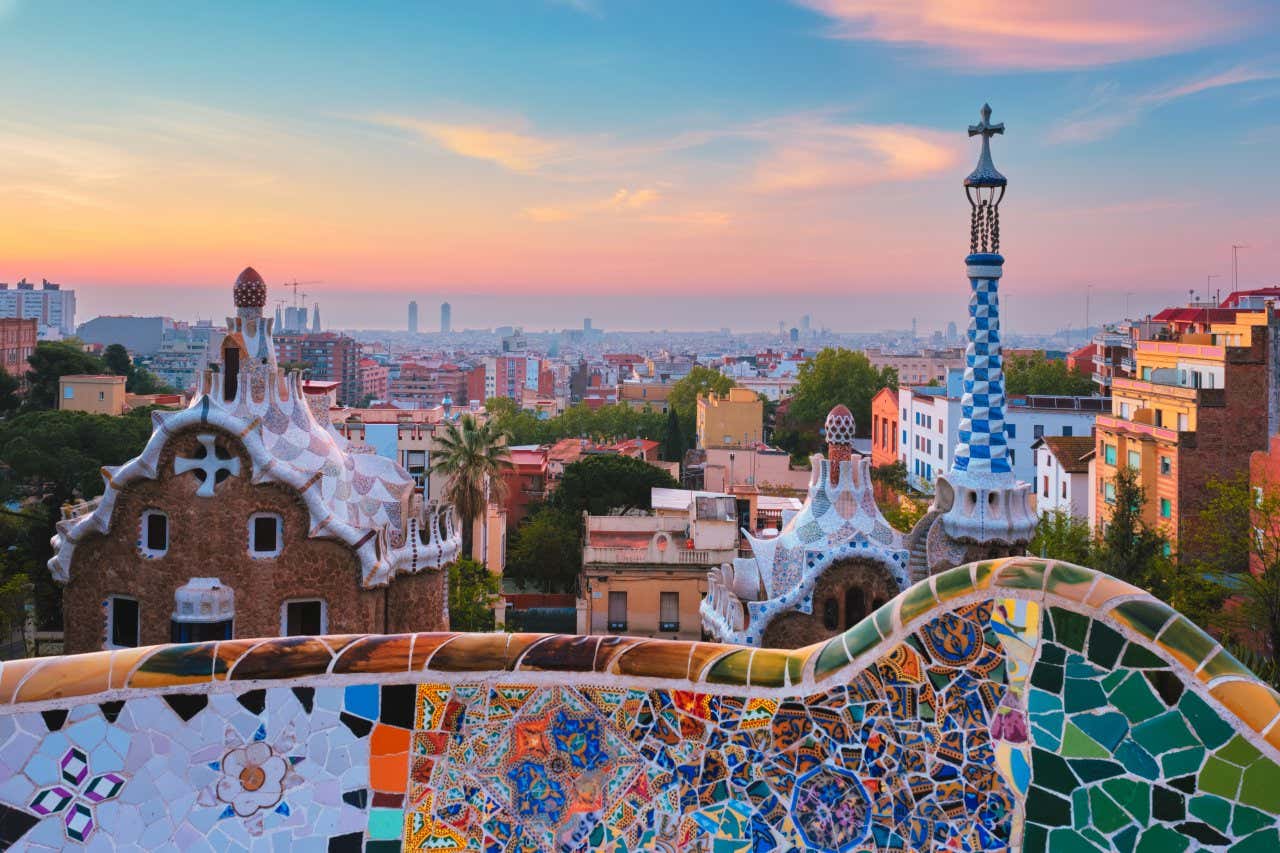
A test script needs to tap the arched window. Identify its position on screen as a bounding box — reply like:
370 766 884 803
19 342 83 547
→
822 598 839 631
223 344 240 401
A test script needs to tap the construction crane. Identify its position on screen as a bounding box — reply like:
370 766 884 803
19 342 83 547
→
280 280 322 309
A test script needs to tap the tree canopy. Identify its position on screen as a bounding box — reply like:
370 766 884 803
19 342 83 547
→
1004 352 1095 396
505 507 581 593
428 414 513 557
24 341 107 410
487 398 666 448
667 366 734 453
550 454 678 517
0 367 19 415
448 557 500 632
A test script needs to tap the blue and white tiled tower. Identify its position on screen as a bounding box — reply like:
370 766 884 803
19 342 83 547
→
936 104 1036 546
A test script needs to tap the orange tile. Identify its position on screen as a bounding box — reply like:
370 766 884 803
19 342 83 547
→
16 651 112 702
1083 575 1142 610
109 646 160 689
371 722 411 755
1211 679 1280 733
370 750 409 793
332 635 414 674
409 633 462 670
427 634 509 671
0 657 45 703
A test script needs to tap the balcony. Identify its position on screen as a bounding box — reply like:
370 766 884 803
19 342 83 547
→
582 545 734 566
1091 371 1113 387
1096 415 1180 443
1137 340 1225 361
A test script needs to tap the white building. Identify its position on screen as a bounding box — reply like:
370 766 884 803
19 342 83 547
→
898 369 1106 492
1031 434 1095 520
0 279 76 338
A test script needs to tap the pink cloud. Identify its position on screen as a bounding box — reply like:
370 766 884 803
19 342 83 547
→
794 0 1260 69
751 123 957 192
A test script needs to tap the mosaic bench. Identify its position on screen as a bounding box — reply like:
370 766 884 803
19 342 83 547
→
0 557 1278 851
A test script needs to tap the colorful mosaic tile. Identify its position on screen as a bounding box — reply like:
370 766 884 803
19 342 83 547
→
0 559 1278 850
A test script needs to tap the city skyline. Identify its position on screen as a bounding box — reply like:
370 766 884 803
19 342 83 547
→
1 1 1277 330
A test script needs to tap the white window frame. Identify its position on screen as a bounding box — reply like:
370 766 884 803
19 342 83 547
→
139 509 169 558
106 595 140 650
280 598 327 636
248 512 284 558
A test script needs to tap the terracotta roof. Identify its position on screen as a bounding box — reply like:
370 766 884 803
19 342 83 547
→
1037 435 1095 474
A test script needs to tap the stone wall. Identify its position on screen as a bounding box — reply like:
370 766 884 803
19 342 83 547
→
4 558 1280 851
62 426 446 654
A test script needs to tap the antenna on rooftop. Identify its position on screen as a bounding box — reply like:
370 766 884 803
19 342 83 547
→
1232 244 1248 294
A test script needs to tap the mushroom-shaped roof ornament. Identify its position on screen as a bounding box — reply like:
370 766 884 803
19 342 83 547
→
233 267 267 309
824 404 856 447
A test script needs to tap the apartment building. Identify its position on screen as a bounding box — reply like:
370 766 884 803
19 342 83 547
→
696 387 763 449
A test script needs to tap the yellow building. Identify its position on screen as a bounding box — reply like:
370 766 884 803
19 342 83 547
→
696 387 763 449
577 490 737 640
58 374 128 415
617 381 675 413
1093 306 1272 553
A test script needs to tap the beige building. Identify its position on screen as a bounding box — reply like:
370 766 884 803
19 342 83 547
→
701 446 811 495
617 381 676 412
696 387 763 449
58 374 128 415
577 489 737 640
864 347 964 385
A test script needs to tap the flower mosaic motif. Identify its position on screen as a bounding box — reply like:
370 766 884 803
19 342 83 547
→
27 747 125 843
201 723 303 835
792 765 870 852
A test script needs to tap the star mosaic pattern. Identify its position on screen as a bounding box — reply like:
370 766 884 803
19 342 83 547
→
0 559 1279 850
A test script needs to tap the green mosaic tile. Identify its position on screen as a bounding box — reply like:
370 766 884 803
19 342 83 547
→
1066 655 1106 679
1029 689 1063 714
1069 758 1125 783
1121 642 1168 669
1061 722 1110 758
1080 827 1111 850
1229 829 1280 853
811 637 851 682
1102 777 1151 824
1199 756 1244 798
1113 825 1139 853
1219 734 1264 767
997 558 1050 591
705 649 752 685
1100 668 1128 693
1039 642 1066 665
1152 785 1186 821
1051 607 1090 651
873 600 896 639
896 581 938 626
1232 803 1274 836
1026 786 1072 827
1032 662 1064 693
1049 827 1105 852
1160 746 1205 778
1087 621 1125 669
1113 600 1176 641
970 558 999 589
1089 786 1130 833
1115 740 1160 780
1032 721 1064 751
1134 824 1190 853
746 650 788 688
1064 678 1108 713
843 616 883 660
1179 689 1234 750
1024 824 1049 853
1131 710 1197 755
1188 794 1232 832
1032 748 1079 795
1045 560 1094 594
1155 616 1218 670
1199 647 1257 682
932 564 973 603
1109 672 1165 723
1071 787 1090 832
1239 759 1280 812
1074 711 1128 751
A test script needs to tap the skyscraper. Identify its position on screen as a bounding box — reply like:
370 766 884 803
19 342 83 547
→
408 301 418 334
441 301 452 334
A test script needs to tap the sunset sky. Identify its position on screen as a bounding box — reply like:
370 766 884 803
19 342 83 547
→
1 0 1278 331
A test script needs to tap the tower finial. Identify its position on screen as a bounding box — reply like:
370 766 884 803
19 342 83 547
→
965 103 1006 254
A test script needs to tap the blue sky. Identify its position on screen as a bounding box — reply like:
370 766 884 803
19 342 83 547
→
0 0 1276 331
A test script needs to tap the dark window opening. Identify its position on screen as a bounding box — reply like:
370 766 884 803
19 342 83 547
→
285 601 323 636
171 619 233 643
111 597 139 648
145 512 168 553
822 597 839 631
607 591 628 632
844 587 866 630
223 346 240 401
252 515 279 554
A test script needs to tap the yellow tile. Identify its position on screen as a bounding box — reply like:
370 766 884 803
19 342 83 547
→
1211 680 1280 733
15 652 113 702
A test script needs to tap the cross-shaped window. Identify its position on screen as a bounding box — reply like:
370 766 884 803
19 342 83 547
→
174 433 241 497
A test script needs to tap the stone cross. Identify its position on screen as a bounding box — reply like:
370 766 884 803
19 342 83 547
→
968 102 1004 140
175 433 241 497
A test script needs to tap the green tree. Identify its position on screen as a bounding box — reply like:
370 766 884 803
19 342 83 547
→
0 366 19 415
551 454 678 517
1004 352 1095 396
668 366 734 451
428 414 513 559
870 461 909 496
1184 474 1280 659
506 507 582 593
125 365 176 395
1030 510 1095 565
448 557 500 632
1094 466 1168 586
23 341 107 410
662 406 684 464
0 408 155 628
102 343 133 377
786 348 897 438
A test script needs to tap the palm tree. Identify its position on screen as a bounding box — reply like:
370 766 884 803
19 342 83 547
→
429 414 513 560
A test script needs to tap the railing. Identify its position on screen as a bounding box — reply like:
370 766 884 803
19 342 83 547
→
582 546 735 566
